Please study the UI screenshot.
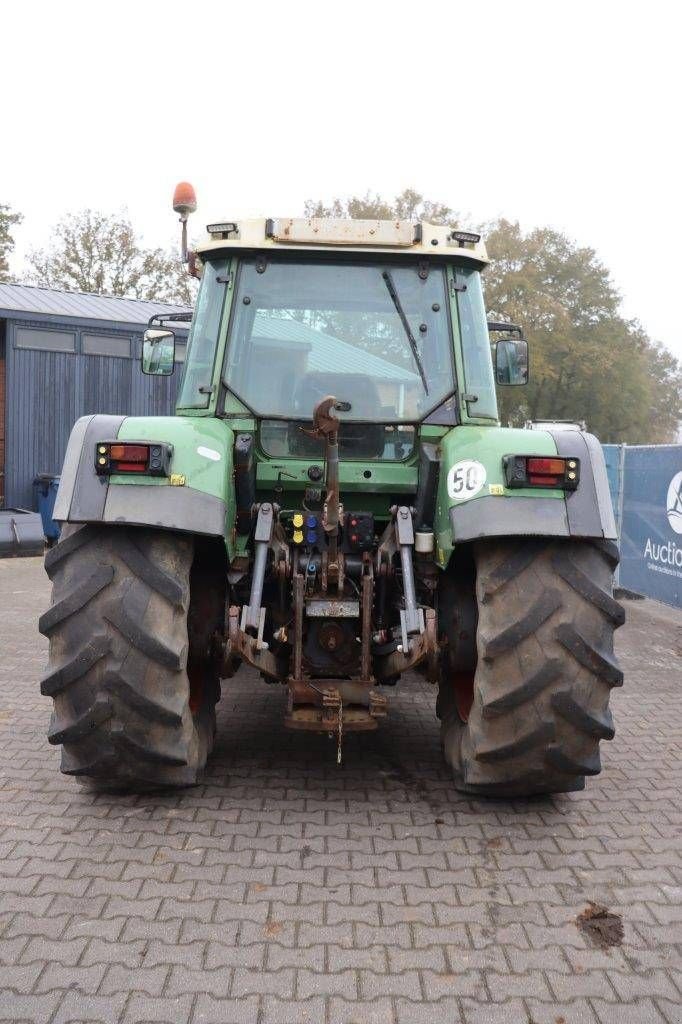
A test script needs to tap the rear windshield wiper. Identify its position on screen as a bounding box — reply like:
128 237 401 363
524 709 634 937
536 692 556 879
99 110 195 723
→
381 270 429 394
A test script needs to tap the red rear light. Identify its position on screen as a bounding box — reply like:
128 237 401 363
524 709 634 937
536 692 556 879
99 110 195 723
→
504 455 581 490
95 441 172 477
528 473 562 486
109 444 148 463
527 458 566 475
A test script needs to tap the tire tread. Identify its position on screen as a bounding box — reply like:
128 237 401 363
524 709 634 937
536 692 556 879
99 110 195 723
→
483 589 562 659
40 524 215 790
40 635 110 696
440 537 624 797
39 565 114 635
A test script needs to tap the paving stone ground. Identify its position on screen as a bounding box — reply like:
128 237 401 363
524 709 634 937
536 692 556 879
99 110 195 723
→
0 556 681 1024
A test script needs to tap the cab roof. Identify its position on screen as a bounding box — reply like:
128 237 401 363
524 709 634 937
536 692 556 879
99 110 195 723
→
194 217 489 266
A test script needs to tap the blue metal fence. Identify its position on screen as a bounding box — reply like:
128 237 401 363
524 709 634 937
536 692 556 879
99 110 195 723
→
602 443 682 609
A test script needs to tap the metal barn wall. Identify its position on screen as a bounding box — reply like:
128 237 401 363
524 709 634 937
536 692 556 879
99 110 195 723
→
5 318 186 508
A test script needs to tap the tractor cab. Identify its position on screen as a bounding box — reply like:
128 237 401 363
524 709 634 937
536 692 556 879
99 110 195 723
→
168 216 520 427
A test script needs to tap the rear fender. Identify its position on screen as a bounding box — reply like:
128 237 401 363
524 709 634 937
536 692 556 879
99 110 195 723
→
434 426 616 567
54 415 235 551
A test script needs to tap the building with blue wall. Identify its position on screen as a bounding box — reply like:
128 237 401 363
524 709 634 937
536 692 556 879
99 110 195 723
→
0 284 189 509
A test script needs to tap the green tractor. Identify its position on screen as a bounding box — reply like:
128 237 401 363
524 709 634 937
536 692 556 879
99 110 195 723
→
40 187 624 794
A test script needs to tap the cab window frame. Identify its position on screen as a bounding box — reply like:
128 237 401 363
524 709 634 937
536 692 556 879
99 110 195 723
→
220 253 458 426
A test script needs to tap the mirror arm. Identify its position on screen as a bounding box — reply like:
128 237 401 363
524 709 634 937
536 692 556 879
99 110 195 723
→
148 311 193 327
487 320 525 340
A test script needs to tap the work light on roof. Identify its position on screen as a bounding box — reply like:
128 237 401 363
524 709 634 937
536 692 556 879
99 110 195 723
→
450 230 481 246
207 222 239 238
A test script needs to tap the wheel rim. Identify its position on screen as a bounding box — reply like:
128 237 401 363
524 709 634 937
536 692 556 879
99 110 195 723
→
188 660 204 715
452 670 475 722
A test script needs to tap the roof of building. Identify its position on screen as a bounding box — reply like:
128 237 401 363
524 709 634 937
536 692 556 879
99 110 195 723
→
0 284 418 382
0 282 191 327
252 312 419 383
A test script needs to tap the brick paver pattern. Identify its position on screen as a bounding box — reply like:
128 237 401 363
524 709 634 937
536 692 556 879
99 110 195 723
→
0 557 681 1024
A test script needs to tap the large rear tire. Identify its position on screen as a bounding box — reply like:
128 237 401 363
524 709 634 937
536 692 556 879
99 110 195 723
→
439 537 624 797
39 524 220 790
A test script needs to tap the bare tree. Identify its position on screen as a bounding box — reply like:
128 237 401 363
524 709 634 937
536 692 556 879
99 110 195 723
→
0 203 23 282
26 209 196 305
304 188 458 225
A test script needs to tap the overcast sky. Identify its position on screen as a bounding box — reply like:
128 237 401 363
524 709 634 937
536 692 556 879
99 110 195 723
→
2 0 680 361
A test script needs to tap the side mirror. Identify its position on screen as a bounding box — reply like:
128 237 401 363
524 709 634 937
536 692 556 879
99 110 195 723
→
142 329 176 376
494 337 529 385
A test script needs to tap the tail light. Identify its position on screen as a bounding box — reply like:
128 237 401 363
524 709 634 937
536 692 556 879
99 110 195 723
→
504 455 580 490
95 441 172 477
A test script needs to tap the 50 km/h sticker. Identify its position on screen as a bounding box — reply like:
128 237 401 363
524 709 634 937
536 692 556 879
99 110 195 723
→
447 460 487 501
